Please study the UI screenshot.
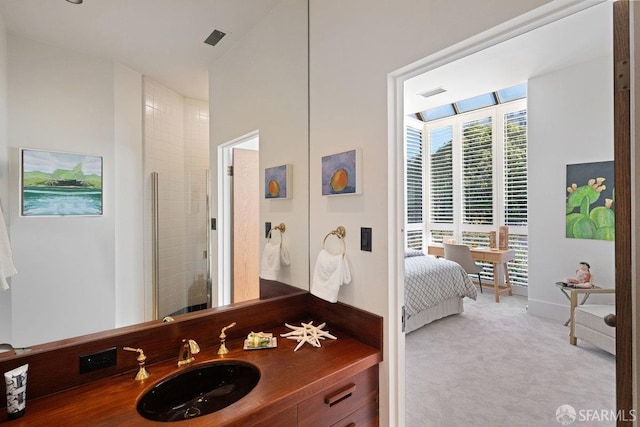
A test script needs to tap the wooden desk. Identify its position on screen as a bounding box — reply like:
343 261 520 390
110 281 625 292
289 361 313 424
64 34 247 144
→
427 245 516 302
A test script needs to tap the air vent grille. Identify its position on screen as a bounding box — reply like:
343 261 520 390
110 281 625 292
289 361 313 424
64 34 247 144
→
204 29 226 47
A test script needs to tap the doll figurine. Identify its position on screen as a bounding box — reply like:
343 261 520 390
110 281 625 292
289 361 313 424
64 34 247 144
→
564 261 594 288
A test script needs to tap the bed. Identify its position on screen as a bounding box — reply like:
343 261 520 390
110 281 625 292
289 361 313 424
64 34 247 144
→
404 249 478 333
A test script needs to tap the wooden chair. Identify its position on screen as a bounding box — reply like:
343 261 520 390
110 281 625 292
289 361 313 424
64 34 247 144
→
443 243 483 293
568 287 616 354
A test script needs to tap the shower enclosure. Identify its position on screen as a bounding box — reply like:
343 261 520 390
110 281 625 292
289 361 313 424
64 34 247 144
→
144 79 211 320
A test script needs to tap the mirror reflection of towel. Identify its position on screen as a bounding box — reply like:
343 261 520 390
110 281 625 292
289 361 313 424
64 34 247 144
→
311 249 351 303
0 206 16 291
260 241 290 281
260 242 281 280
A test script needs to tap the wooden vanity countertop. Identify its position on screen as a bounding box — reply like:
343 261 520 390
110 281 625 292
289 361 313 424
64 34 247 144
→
0 325 381 426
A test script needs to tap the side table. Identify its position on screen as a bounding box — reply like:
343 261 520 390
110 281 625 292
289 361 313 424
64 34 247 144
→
555 282 613 326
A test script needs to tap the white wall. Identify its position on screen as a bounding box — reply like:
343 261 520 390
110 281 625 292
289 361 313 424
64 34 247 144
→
209 0 309 290
5 36 144 346
114 63 144 328
528 56 615 322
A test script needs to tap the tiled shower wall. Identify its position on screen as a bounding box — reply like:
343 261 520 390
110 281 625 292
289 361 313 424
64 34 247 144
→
143 78 209 318
183 99 210 312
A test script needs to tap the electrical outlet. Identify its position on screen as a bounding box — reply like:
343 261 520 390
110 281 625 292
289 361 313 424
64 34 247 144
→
79 347 117 374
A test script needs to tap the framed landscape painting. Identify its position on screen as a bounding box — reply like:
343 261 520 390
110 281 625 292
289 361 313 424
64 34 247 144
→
21 149 103 216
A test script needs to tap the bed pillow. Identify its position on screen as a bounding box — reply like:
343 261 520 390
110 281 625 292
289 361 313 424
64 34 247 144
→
405 248 425 258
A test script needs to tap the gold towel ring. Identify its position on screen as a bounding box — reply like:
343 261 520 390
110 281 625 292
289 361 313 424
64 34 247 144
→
322 226 346 255
267 223 286 241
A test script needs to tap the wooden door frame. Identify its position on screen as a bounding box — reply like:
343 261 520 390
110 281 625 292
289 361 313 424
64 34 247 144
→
613 1 633 424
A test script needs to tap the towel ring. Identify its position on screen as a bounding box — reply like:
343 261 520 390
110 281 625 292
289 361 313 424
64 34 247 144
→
322 226 346 255
267 223 286 241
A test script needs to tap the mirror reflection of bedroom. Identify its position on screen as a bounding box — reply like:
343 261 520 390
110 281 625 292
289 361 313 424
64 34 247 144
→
402 3 616 426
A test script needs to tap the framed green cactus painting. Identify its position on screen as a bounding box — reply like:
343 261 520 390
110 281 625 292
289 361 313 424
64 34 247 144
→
565 161 614 241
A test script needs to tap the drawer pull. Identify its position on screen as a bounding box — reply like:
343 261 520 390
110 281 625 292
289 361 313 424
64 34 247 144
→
324 383 356 407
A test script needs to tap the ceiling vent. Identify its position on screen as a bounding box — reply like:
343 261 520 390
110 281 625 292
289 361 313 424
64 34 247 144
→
418 87 447 98
204 29 226 47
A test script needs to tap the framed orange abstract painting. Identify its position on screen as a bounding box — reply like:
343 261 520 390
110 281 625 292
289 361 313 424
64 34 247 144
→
265 164 291 199
321 149 362 196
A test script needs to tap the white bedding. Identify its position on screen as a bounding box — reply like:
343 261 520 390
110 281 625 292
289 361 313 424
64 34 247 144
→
404 251 477 332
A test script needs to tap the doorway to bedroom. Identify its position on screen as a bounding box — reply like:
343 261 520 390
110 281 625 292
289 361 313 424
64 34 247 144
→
218 131 260 307
397 2 618 425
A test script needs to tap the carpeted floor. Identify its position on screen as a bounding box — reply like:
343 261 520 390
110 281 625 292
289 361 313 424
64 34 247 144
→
405 292 616 427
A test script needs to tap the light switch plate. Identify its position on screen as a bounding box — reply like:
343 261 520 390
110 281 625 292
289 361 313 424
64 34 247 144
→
361 227 372 252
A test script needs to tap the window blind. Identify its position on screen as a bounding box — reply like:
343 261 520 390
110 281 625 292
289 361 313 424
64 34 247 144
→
406 230 424 250
429 126 453 224
429 229 453 244
462 117 493 225
406 126 423 225
508 233 529 287
504 109 528 226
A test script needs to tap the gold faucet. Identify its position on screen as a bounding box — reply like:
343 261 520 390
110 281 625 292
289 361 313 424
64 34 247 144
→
177 339 200 367
217 322 236 355
123 347 151 381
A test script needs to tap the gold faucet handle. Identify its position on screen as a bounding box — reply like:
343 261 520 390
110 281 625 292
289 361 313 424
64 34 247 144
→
220 322 237 339
123 347 151 380
218 322 237 355
178 339 200 367
187 339 200 355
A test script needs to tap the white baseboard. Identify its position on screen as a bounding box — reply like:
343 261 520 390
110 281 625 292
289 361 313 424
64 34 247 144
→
511 284 528 297
527 298 571 323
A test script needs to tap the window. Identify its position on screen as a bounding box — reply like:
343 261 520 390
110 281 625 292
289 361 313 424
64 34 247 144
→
405 95 528 287
405 124 424 250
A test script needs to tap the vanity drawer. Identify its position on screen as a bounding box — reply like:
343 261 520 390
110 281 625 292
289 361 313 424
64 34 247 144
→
330 398 379 427
298 365 379 427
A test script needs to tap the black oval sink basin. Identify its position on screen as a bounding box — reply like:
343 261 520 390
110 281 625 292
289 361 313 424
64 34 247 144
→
137 361 260 422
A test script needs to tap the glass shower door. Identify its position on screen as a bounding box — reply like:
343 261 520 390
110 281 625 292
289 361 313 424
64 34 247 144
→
152 170 210 319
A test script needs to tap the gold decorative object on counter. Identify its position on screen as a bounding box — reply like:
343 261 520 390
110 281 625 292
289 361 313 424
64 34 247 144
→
218 322 236 355
122 347 151 380
177 339 200 367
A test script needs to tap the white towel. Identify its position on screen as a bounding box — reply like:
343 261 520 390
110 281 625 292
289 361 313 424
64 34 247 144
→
280 241 290 266
260 241 281 280
311 249 351 303
0 205 16 291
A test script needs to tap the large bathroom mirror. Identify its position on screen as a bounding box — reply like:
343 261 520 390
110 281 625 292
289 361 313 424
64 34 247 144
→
0 0 309 349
